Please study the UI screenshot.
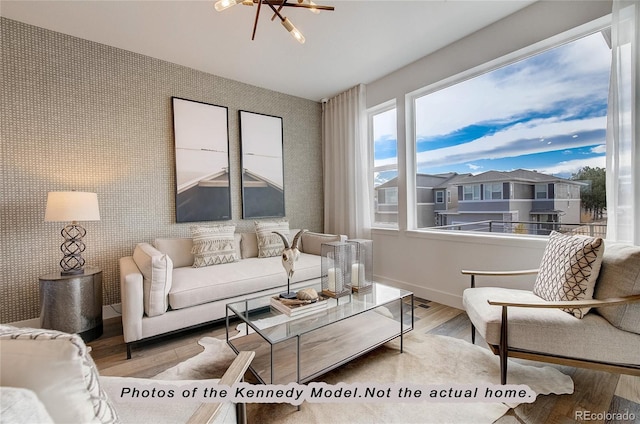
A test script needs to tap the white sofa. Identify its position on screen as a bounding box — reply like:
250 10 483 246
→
120 229 344 358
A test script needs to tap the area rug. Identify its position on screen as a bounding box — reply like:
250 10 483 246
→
154 331 574 423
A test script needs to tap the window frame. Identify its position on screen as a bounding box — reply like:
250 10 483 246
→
402 15 611 235
368 100 399 229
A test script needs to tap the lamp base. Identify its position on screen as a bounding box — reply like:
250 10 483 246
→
61 268 85 276
279 292 297 299
59 223 87 275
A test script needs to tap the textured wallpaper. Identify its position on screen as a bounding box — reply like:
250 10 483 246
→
0 18 324 323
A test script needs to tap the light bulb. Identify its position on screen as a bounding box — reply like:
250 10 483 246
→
281 17 305 44
214 0 239 12
308 0 320 14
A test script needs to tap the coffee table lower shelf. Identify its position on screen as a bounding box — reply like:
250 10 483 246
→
229 309 411 384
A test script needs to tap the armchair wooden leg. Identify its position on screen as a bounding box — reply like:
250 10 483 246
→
126 343 132 360
471 324 476 344
500 306 508 385
236 402 246 424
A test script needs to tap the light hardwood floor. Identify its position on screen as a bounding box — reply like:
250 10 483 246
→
90 299 640 423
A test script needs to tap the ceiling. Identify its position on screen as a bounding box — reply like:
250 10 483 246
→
1 1 537 101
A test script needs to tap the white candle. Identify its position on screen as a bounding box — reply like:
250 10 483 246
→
351 263 362 287
327 268 336 292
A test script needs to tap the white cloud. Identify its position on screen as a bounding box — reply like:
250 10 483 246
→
416 115 606 168
538 156 606 176
414 32 610 139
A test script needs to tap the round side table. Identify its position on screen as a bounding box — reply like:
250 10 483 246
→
39 266 103 342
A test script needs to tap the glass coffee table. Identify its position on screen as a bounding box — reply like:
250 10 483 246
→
226 281 413 384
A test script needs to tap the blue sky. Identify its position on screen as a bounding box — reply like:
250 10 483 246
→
374 30 611 184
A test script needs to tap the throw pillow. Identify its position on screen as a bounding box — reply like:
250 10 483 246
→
0 325 118 424
533 231 604 318
133 243 173 317
190 225 238 267
255 220 290 258
594 243 640 334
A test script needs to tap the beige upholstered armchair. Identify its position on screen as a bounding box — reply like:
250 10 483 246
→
462 232 640 384
0 325 254 424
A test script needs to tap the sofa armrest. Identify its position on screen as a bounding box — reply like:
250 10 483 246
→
119 256 144 343
488 294 640 309
186 351 255 424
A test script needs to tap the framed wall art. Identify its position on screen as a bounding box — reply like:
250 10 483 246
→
239 110 285 219
172 97 231 222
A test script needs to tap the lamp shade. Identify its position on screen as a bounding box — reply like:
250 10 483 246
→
45 192 100 222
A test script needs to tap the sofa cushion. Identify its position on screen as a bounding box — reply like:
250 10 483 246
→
255 220 289 258
301 231 341 256
133 243 173 317
154 237 194 268
0 325 119 424
0 387 54 424
594 243 640 334
191 225 239 267
168 253 321 310
532 231 604 318
462 287 640 365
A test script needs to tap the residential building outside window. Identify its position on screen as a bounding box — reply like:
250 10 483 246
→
535 184 548 199
370 104 398 227
409 26 610 237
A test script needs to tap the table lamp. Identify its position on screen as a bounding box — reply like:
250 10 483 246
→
45 191 100 275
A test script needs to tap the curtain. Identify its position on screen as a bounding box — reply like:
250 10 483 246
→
606 0 639 245
322 84 371 239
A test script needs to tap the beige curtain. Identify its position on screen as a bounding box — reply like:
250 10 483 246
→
606 0 639 244
322 84 371 238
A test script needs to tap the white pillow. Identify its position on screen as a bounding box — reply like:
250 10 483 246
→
0 325 118 424
255 220 289 258
133 243 173 317
190 225 238 267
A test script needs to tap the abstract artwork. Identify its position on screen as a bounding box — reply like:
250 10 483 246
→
239 110 285 218
172 97 231 222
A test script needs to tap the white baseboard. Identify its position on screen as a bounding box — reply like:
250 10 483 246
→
373 275 464 310
8 303 122 328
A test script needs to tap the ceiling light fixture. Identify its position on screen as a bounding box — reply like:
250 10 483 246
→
213 0 334 44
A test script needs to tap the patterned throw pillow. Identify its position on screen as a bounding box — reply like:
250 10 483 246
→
255 220 290 258
190 225 238 267
533 231 604 318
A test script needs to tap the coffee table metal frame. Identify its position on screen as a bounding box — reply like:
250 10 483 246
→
226 281 413 385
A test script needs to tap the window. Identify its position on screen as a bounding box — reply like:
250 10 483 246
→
436 191 444 203
370 104 398 227
484 183 503 200
411 28 610 233
535 184 548 199
463 185 480 201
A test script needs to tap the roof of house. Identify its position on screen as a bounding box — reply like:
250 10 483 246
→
453 169 581 185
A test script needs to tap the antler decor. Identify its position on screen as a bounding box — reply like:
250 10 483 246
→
273 229 307 298
213 0 335 44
